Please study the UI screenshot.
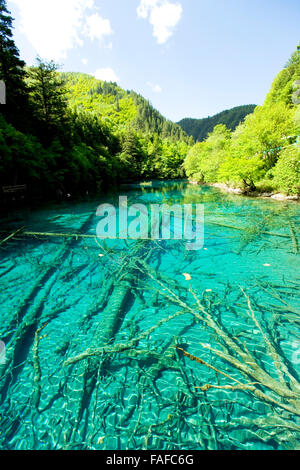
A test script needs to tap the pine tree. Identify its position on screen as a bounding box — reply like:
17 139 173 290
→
122 128 140 158
120 128 144 177
0 0 29 128
28 58 69 144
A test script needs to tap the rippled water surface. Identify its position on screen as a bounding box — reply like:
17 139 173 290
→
0 181 299 450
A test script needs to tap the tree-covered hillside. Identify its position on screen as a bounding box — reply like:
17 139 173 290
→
61 72 191 143
178 105 257 142
0 0 299 204
184 45 300 195
0 0 192 206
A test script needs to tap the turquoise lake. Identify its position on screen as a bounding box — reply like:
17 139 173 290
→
0 181 299 450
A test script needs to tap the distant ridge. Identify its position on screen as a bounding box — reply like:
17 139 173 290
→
177 104 257 142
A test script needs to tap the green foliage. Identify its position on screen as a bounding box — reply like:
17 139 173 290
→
270 146 300 195
61 72 190 143
0 0 29 129
184 124 231 183
27 59 70 145
285 43 300 68
178 105 257 142
0 3 191 202
118 128 145 178
130 91 188 142
61 72 138 128
184 44 300 194
218 156 265 190
229 102 297 169
1 2 299 201
294 107 300 128
0 115 46 188
265 44 300 107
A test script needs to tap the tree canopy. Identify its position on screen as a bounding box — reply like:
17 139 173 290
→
0 0 299 202
0 0 192 203
178 105 257 142
0 0 29 129
184 44 300 195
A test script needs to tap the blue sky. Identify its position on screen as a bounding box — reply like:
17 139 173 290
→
7 0 300 122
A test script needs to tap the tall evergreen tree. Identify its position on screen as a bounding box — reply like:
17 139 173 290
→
119 128 145 178
27 58 69 145
0 0 29 128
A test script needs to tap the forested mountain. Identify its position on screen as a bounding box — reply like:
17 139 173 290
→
0 0 192 205
184 45 300 195
178 105 257 142
61 72 191 143
0 0 299 205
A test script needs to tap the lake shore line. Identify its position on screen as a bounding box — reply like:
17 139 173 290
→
188 181 300 201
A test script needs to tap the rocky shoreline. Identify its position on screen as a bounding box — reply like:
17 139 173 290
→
188 181 299 201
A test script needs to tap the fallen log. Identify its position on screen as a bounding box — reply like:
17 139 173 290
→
288 221 299 254
65 240 155 444
206 221 290 238
0 212 96 404
31 323 48 411
0 227 24 246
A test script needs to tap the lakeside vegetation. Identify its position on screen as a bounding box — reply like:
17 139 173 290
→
184 46 300 195
0 1 299 452
0 0 191 203
0 0 299 201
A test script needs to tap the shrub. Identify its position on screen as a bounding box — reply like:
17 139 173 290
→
271 146 300 195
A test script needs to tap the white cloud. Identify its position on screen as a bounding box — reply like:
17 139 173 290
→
137 0 182 44
147 81 162 93
137 0 158 18
93 68 119 83
10 0 113 61
85 13 113 44
82 58 88 65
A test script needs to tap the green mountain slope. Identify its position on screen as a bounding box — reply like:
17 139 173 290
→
178 105 257 142
61 72 190 143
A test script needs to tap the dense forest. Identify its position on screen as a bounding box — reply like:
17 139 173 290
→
178 105 257 142
0 0 299 203
61 72 191 143
184 45 300 195
0 0 191 205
